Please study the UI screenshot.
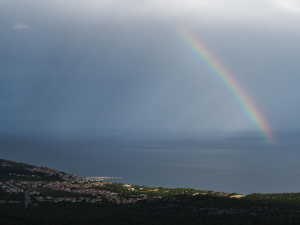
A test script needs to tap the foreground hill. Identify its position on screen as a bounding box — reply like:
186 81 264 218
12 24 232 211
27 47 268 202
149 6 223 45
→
1 158 300 225
0 159 76 182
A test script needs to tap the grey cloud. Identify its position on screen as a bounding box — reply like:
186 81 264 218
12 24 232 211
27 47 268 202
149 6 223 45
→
13 23 30 30
0 0 299 142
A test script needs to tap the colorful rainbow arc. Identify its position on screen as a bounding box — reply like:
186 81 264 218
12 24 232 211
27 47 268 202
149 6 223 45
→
178 28 276 144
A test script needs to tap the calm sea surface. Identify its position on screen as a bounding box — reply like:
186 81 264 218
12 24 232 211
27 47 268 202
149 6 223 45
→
1 138 300 194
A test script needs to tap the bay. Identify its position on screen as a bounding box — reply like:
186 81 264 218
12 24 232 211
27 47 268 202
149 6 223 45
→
1 137 300 194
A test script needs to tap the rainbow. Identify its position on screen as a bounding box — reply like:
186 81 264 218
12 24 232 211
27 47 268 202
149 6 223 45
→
178 28 276 144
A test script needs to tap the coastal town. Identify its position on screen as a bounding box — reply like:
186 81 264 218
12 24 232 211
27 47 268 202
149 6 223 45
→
2 158 300 225
0 160 146 205
0 159 242 208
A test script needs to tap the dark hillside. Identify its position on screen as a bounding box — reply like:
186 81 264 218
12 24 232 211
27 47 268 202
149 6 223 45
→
1 158 300 225
0 159 63 181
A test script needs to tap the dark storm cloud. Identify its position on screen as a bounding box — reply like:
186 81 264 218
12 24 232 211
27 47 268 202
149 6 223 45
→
0 0 300 141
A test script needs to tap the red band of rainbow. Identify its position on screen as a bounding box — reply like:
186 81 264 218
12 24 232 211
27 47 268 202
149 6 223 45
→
178 28 276 144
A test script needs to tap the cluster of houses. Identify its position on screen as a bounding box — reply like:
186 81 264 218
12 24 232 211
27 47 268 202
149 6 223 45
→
34 195 103 204
25 166 78 181
0 178 152 206
1 180 24 193
1 162 13 167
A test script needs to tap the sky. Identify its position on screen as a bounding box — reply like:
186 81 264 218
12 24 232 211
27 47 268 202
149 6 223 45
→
1 0 300 144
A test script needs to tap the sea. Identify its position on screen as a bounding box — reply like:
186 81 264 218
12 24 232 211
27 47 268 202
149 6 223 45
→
1 136 300 195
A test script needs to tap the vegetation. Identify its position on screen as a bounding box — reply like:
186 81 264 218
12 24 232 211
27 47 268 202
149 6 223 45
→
35 189 91 198
94 183 219 197
0 189 24 201
0 159 63 182
0 174 61 182
1 197 300 225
